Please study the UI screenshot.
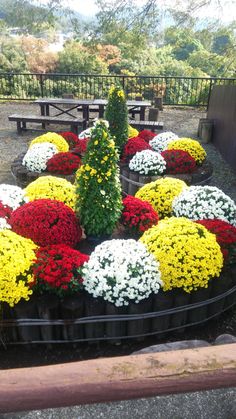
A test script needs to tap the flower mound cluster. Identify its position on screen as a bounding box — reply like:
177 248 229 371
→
0 230 37 306
150 132 179 152
0 202 12 230
121 137 151 162
136 177 187 218
172 186 236 227
46 152 81 175
30 132 69 152
168 138 206 164
24 176 75 209
138 130 156 143
161 149 197 174
10 199 81 247
0 184 27 210
22 142 58 173
73 138 89 155
196 219 236 263
82 239 162 307
59 131 80 149
140 217 223 293
121 195 159 235
32 244 89 297
129 150 166 175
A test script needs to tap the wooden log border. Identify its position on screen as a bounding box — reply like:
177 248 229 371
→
0 343 236 413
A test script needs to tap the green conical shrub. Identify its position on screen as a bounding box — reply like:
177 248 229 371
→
75 121 122 237
105 85 128 155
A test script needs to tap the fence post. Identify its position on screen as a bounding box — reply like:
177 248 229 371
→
39 74 44 98
207 78 213 110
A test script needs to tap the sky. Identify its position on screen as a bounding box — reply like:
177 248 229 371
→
65 0 236 22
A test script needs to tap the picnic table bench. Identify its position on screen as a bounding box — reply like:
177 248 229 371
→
128 120 164 132
8 114 87 135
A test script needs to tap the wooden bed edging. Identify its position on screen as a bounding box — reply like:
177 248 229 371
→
0 343 236 414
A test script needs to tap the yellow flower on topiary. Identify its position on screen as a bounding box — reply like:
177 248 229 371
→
140 217 223 293
24 176 75 209
167 138 206 164
0 230 38 306
29 132 69 152
135 177 187 218
128 125 139 138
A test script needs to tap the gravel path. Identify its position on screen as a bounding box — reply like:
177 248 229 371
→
0 101 235 201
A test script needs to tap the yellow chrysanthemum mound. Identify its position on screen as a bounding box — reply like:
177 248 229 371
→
128 125 139 138
24 176 75 209
29 132 69 152
135 177 187 218
0 230 38 306
167 138 206 164
140 217 223 293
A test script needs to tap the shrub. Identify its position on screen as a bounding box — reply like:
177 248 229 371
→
121 195 159 235
129 150 166 175
46 152 81 175
167 138 206 164
138 129 156 142
22 142 58 173
59 131 80 149
105 86 128 154
121 137 151 162
161 149 197 174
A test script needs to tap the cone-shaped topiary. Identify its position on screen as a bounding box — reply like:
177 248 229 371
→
105 85 128 155
75 121 122 237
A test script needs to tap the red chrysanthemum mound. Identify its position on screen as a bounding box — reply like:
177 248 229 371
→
10 199 82 247
121 195 159 235
138 130 156 143
161 149 197 174
0 201 12 220
46 152 82 175
59 131 79 149
121 137 152 162
196 219 236 263
32 244 89 297
73 138 89 155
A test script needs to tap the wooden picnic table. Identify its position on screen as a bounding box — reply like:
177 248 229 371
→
34 98 151 123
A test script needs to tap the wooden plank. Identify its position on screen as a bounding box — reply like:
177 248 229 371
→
0 344 235 413
8 114 84 124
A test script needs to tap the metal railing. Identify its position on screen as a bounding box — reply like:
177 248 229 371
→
0 73 235 107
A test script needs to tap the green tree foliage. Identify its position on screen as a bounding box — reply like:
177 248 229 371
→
0 38 28 72
75 121 122 237
105 86 128 155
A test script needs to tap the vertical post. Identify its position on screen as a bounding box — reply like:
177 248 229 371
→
39 74 44 98
207 78 213 110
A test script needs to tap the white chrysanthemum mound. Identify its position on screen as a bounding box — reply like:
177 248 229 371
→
22 142 58 173
129 150 166 175
78 128 92 139
82 239 163 307
150 132 179 152
172 185 236 226
0 217 11 230
93 118 109 128
0 184 28 210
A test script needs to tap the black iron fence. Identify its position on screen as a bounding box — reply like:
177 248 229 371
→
0 73 235 107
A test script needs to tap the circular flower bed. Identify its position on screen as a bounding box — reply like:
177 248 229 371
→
10 199 81 247
140 217 223 292
82 239 162 306
24 176 75 209
121 195 159 235
29 132 69 152
0 230 37 306
129 150 166 175
46 152 82 175
172 185 236 227
22 142 58 173
0 184 27 210
135 177 187 218
167 138 206 164
32 244 89 297
161 149 197 174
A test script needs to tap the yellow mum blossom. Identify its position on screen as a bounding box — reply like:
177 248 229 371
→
168 138 206 164
0 230 38 307
140 217 223 293
24 176 75 209
136 177 187 218
128 125 139 138
30 132 69 152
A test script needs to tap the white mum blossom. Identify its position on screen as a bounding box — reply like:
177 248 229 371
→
78 128 92 139
0 184 28 210
150 131 179 152
82 239 163 307
22 142 58 173
172 185 236 226
129 150 166 175
0 217 11 230
93 118 109 128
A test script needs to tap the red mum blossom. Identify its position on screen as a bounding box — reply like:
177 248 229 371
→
161 149 197 174
72 138 89 155
196 219 236 263
121 195 159 236
59 131 80 149
121 137 152 162
32 244 89 297
10 199 82 247
138 130 156 143
46 152 81 175
0 201 12 220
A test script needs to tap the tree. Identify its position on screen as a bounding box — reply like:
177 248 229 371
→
105 86 128 155
19 36 58 73
0 38 28 72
